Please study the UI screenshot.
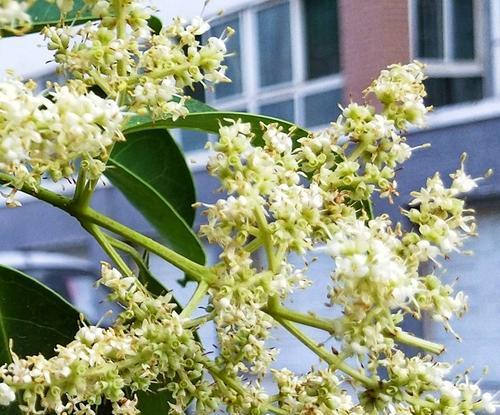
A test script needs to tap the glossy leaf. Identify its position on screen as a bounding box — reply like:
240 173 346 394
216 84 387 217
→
124 111 309 147
1 1 161 37
0 266 81 414
106 129 205 266
147 15 162 35
0 0 94 37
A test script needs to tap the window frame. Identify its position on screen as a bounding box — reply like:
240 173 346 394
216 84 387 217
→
183 0 343 167
205 0 343 126
409 0 485 79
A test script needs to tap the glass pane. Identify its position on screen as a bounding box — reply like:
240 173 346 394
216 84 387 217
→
304 0 340 79
181 130 208 152
424 76 482 107
258 3 292 87
210 17 243 99
260 99 295 122
416 0 444 58
425 205 500 380
304 89 342 127
452 0 475 60
181 83 208 151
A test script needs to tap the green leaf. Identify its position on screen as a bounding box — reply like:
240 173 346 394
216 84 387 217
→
147 15 162 35
124 111 309 147
105 129 205 266
2 1 160 38
0 265 80 363
136 387 174 415
0 265 81 415
0 0 95 37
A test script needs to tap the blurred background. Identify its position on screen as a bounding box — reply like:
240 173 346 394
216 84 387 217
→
1 0 499 398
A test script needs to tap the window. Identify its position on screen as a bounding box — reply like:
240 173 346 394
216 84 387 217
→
422 202 500 389
412 0 483 107
186 0 342 154
257 3 293 87
305 0 340 79
179 83 209 153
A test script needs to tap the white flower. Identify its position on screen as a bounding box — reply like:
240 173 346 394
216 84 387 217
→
451 168 478 194
0 383 15 406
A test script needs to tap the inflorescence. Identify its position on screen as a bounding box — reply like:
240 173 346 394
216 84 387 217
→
0 0 498 414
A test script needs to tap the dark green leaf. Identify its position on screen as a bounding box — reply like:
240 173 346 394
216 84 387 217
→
124 111 309 147
2 2 164 38
1 0 96 37
106 129 205 266
147 15 162 35
136 387 174 415
0 266 81 414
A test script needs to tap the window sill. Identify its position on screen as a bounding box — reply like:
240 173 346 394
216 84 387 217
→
411 97 500 131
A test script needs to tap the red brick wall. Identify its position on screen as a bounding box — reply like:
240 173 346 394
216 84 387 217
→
340 0 410 103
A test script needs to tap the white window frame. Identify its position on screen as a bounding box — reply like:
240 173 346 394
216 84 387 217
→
208 0 343 126
409 0 485 79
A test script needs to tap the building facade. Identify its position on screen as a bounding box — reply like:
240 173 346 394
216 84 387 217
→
1 0 500 394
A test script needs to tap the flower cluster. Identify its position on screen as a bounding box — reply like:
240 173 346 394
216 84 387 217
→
273 368 364 414
0 19 497 411
296 62 430 203
0 264 215 415
0 78 122 188
376 351 497 414
199 62 497 414
43 1 231 120
0 0 31 36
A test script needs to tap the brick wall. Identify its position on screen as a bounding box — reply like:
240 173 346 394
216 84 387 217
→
340 0 411 103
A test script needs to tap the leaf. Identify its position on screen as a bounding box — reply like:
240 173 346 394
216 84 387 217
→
105 129 205 266
136 387 174 415
124 111 309 147
0 265 81 414
0 0 95 37
147 15 162 35
1 1 160 38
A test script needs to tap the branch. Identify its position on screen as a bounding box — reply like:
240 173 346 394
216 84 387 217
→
0 172 213 283
264 304 444 355
83 223 133 277
203 360 287 415
179 280 209 319
274 316 379 389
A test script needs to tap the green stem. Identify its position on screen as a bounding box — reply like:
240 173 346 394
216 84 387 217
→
79 207 211 282
391 330 445 355
105 235 149 275
179 280 209 319
254 206 278 273
182 312 214 329
84 223 132 276
203 360 287 415
72 167 88 205
263 304 340 334
275 316 379 389
348 142 368 162
265 305 444 355
0 173 212 282
244 236 262 254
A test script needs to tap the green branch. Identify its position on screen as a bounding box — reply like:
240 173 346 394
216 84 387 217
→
254 206 278 273
203 360 287 415
264 304 444 355
180 280 209 319
275 316 379 389
83 223 133 277
0 173 213 283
